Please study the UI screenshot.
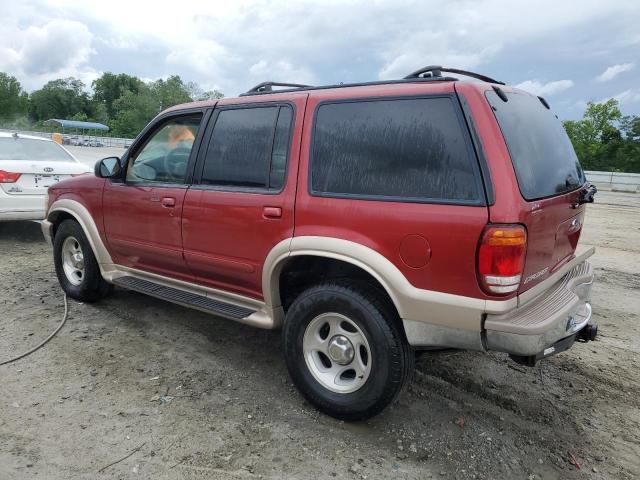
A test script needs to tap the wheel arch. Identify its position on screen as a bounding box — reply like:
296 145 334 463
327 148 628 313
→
264 237 410 327
47 199 113 269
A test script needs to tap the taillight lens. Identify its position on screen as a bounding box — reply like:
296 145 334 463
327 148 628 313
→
478 225 527 295
0 170 21 183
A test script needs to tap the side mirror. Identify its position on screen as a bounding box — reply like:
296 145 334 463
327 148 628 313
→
95 157 122 178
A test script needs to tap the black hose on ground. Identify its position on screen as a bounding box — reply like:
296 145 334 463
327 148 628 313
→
0 294 68 366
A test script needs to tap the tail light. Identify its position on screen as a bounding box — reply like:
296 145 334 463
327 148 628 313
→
0 170 21 183
478 225 527 295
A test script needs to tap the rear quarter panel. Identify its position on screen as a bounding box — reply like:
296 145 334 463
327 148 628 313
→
456 83 588 293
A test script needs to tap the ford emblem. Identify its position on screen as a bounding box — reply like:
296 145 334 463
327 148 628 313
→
44 167 54 173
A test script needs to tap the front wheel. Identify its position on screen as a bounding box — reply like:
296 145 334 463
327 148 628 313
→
282 281 413 421
53 219 112 302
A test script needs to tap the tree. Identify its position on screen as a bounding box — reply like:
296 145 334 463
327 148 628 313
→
92 73 144 119
29 77 92 122
151 75 193 110
109 84 159 138
0 72 28 123
564 98 623 170
186 81 224 101
109 75 199 137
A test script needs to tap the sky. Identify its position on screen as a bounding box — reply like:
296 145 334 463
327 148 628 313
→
0 0 639 120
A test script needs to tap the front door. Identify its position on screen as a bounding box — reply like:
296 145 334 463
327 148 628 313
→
182 96 306 299
103 111 205 281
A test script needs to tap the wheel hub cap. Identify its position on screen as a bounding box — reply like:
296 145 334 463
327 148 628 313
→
61 236 85 286
302 313 372 394
327 335 354 365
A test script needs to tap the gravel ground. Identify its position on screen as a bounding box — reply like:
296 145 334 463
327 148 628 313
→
0 190 639 480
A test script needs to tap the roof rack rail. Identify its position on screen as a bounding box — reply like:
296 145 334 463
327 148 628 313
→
403 65 505 85
241 81 313 96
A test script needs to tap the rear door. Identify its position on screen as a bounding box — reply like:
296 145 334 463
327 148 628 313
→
485 89 588 292
103 110 206 281
181 96 305 299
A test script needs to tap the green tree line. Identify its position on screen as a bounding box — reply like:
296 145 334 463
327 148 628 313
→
563 99 640 173
0 72 223 138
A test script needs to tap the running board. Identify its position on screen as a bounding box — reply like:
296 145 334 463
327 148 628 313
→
112 276 256 320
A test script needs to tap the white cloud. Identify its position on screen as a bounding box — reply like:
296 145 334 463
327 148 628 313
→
0 18 97 90
598 89 640 105
0 0 638 121
596 63 635 82
248 60 316 85
514 79 575 97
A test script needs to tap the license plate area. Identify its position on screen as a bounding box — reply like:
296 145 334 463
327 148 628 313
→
34 174 63 188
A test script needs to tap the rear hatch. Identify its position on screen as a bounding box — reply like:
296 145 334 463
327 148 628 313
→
485 89 588 293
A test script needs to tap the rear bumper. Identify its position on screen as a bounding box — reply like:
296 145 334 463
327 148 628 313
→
0 209 46 221
484 260 595 356
0 190 46 221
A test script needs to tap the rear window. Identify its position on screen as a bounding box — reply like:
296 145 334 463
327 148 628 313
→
0 137 74 162
486 90 586 200
310 97 482 203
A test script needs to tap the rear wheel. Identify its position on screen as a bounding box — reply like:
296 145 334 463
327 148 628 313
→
282 281 413 421
53 219 112 302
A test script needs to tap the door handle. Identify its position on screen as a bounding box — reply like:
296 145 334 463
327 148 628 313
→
161 197 176 208
263 206 282 219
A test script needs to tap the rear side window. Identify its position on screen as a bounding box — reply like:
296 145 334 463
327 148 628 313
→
310 97 481 203
201 105 293 190
486 90 586 200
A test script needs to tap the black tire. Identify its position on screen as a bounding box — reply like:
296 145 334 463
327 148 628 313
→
53 219 112 302
282 281 414 421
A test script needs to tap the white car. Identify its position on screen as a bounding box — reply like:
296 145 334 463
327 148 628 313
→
0 133 92 221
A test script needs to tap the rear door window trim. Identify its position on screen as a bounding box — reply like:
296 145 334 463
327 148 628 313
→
192 101 296 195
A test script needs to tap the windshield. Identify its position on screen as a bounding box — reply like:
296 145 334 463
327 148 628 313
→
486 90 586 200
0 137 75 162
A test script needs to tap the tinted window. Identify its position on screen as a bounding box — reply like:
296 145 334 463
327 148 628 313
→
486 91 586 200
126 115 201 184
0 138 74 162
201 106 292 189
311 97 480 202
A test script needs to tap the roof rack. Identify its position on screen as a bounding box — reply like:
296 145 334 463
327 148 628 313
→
403 65 505 85
240 65 503 96
241 81 313 96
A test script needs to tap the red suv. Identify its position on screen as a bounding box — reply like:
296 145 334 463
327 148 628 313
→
43 66 598 420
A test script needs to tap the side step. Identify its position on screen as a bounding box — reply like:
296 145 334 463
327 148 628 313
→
112 276 256 320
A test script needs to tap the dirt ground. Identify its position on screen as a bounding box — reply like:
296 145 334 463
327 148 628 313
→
1 190 638 480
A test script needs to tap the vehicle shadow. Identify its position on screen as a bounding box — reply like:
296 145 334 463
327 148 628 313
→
0 221 46 243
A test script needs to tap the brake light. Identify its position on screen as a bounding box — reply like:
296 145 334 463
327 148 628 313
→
478 225 527 295
0 170 21 183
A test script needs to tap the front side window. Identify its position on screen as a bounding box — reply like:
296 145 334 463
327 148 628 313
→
200 105 293 190
311 97 481 202
126 114 202 184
